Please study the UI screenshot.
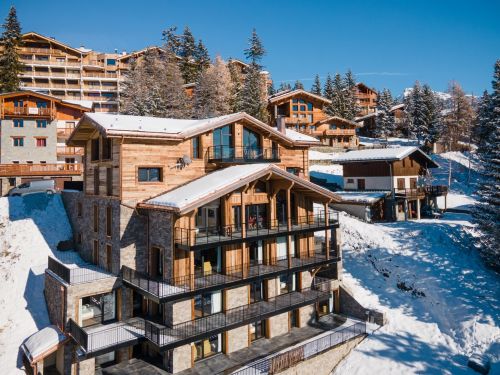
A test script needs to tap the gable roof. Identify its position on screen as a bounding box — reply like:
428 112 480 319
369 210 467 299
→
356 82 377 94
268 89 331 105
314 116 362 128
0 90 91 112
21 325 67 364
117 46 168 61
139 164 340 214
22 32 84 55
68 112 318 146
331 146 439 168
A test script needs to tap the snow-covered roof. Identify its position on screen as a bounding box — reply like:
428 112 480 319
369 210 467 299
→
314 116 362 127
268 89 331 104
354 112 378 122
62 99 94 109
21 325 66 363
334 191 389 204
141 164 340 213
389 103 405 112
331 146 439 167
285 128 320 143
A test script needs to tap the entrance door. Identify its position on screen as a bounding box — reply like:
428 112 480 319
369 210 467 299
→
150 247 163 278
397 178 406 190
357 179 366 190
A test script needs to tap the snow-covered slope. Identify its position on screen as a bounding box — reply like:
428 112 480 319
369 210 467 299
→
0 194 73 374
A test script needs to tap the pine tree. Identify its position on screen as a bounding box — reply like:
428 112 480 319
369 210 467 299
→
374 89 395 138
443 81 475 149
238 29 268 121
473 90 493 153
194 56 233 118
310 74 322 96
278 82 291 92
473 60 500 271
194 39 210 76
0 6 23 93
344 69 360 120
404 81 427 143
228 61 243 112
325 73 346 117
162 26 182 55
323 74 334 101
179 26 198 83
293 80 304 90
421 84 442 147
120 50 191 118
267 81 276 96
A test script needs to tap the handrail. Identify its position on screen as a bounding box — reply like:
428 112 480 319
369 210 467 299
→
174 211 339 247
47 256 114 284
207 146 280 162
0 163 82 177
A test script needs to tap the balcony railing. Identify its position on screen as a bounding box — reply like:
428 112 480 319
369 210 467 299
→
424 185 448 196
145 286 330 350
207 146 280 163
56 146 84 156
3 107 52 116
0 163 82 177
57 127 75 138
122 248 338 303
324 129 356 136
230 321 366 375
174 211 339 249
47 256 114 284
394 187 426 198
82 72 118 79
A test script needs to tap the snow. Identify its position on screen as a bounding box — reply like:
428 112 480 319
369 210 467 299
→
0 194 74 373
331 146 430 163
310 162 344 188
146 164 271 210
359 136 420 147
334 191 388 204
309 150 336 160
61 99 94 109
285 128 319 143
21 325 65 362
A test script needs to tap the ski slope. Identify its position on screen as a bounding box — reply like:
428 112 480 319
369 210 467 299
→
0 194 73 374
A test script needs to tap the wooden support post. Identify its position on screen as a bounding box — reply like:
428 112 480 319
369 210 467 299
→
324 202 330 260
416 199 421 220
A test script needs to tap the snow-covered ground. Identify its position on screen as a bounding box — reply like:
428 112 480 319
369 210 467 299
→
0 194 73 374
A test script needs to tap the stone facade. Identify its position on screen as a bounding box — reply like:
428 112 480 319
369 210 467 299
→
339 285 386 326
224 285 250 354
44 271 66 329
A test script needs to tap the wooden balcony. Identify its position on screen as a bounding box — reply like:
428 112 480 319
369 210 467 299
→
57 128 75 138
82 72 118 79
2 107 53 118
57 146 84 156
283 117 311 124
0 163 82 177
324 129 356 136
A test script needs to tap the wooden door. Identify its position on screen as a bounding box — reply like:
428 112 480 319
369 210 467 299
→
357 179 365 190
397 178 405 190
410 178 417 189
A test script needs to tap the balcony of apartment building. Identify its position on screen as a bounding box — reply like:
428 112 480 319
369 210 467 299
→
56 146 84 156
207 146 280 164
82 71 118 80
1 104 53 118
122 235 340 304
174 207 339 251
0 163 82 177
20 55 81 68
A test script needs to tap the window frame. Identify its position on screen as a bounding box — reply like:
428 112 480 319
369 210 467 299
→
12 137 25 147
192 136 201 159
13 119 24 128
36 119 47 128
35 137 47 147
137 166 163 183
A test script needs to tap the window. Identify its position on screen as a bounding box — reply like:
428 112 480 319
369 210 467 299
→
329 124 337 130
150 247 164 278
65 157 75 164
13 119 24 128
300 105 306 111
192 136 201 159
13 137 24 147
307 102 313 111
77 202 82 217
94 168 100 195
194 334 222 361
254 180 267 193
93 205 99 232
292 99 298 103
14 100 23 107
36 101 48 108
106 59 116 66
106 206 112 237
91 138 100 161
12 161 19 164
40 161 46 164
35 138 47 147
292 105 298 111
286 167 300 176
299 99 305 104
102 138 112 160
307 114 313 122
250 320 266 342
347 178 354 184
310 125 316 131
138 167 162 182
26 161 33 164
194 291 222 319
36 120 47 128
106 168 113 196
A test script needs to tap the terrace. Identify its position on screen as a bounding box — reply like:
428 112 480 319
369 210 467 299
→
47 255 114 285
207 146 280 164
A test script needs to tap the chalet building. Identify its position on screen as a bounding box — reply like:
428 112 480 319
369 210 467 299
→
332 147 447 221
355 103 405 138
31 111 378 375
268 90 360 149
0 91 89 195
355 83 377 116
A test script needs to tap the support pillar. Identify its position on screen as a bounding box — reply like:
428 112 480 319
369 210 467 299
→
416 199 421 220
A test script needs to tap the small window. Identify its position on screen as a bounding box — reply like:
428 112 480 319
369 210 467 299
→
40 161 46 164
13 119 24 128
12 160 19 164
91 138 100 161
192 136 201 159
13 137 24 147
14 100 23 107
292 99 298 103
93 204 99 232
292 105 298 111
310 125 316 131
106 59 116 66
106 206 112 237
36 101 48 108
36 120 47 128
307 114 313 122
94 168 100 195
286 167 300 176
35 138 47 147
329 124 337 130
138 167 162 182
254 181 267 193
300 105 306 111
299 99 305 104
77 202 82 217
347 178 354 183
307 102 313 111
26 161 33 164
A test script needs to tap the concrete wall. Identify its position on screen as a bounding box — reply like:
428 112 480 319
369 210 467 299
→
339 285 386 326
0 118 57 163
331 203 372 222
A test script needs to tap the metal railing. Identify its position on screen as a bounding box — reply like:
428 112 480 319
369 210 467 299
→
229 321 366 375
207 146 280 163
144 286 330 349
122 248 337 301
424 185 448 196
47 256 114 284
174 211 339 248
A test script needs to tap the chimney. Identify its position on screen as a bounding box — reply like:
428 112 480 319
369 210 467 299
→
122 51 127 56
276 116 286 134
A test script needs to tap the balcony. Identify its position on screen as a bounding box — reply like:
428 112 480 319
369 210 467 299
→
57 146 84 156
207 146 280 164
2 106 52 117
174 212 339 250
82 72 118 79
57 127 75 138
47 256 114 285
394 187 426 198
122 247 339 303
424 185 448 196
283 117 311 125
0 163 82 177
324 129 356 136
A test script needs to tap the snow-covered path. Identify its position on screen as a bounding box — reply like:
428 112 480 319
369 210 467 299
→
0 194 73 374
333 213 499 374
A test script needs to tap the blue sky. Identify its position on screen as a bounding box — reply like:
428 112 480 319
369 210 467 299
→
2 0 499 96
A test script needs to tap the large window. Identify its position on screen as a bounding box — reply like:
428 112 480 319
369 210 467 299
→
250 320 266 342
194 334 222 361
192 136 201 159
243 127 261 149
80 291 116 327
213 124 233 159
13 119 23 128
35 138 47 147
246 204 267 230
138 167 162 182
194 291 222 319
194 247 221 276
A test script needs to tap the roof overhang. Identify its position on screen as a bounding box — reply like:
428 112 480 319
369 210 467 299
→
22 32 84 55
21 325 68 365
138 164 340 215
0 90 90 112
314 116 362 128
333 148 439 168
268 89 331 105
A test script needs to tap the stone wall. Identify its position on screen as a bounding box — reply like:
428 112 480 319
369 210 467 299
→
339 285 386 326
224 285 249 353
147 209 173 277
268 312 289 338
44 271 66 329
166 344 191 374
165 298 192 326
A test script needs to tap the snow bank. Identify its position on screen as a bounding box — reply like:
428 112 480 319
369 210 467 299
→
0 194 73 374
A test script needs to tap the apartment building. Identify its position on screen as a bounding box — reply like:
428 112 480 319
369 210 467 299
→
0 91 89 195
268 89 360 148
27 111 379 375
332 147 447 221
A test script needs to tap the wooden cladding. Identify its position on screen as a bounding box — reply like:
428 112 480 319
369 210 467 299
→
343 157 424 178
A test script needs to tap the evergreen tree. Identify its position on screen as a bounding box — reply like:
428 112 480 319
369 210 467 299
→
162 26 182 55
179 26 198 83
267 81 276 96
443 81 475 149
473 60 500 271
238 29 268 121
421 84 442 147
228 61 243 112
0 6 23 93
473 90 493 153
374 89 395 138
310 74 322 96
293 80 304 90
194 56 233 118
194 39 210 75
278 82 291 92
404 81 426 143
344 69 360 120
323 74 334 101
325 73 346 117
120 50 190 118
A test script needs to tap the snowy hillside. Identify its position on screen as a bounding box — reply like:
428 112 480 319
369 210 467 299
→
0 194 73 374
